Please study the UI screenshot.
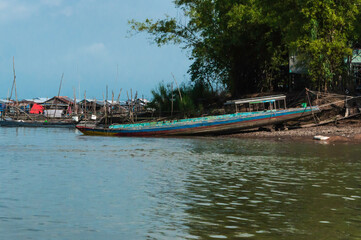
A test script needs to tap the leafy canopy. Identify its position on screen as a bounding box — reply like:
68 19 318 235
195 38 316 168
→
130 0 361 95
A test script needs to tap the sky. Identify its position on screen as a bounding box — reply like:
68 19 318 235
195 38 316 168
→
0 0 191 100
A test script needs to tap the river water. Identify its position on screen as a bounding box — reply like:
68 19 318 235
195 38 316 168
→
0 127 360 239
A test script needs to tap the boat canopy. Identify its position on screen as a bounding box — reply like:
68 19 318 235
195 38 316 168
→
224 95 287 113
224 95 286 105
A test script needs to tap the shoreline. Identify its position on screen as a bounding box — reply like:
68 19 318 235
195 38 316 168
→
226 119 361 143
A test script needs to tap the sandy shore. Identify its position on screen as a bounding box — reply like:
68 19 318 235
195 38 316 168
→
227 119 361 143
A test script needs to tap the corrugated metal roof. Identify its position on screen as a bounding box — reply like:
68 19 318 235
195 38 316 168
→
44 96 74 105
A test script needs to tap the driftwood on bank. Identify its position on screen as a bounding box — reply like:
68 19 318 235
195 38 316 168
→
300 112 361 128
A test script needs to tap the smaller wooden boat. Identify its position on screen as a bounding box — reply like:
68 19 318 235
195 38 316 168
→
76 95 320 137
0 119 76 128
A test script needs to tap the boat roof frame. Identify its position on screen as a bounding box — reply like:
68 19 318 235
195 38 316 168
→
224 94 286 106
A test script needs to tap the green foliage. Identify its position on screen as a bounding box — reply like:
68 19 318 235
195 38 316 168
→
286 0 359 91
130 0 361 94
148 82 172 113
149 81 215 117
178 94 196 116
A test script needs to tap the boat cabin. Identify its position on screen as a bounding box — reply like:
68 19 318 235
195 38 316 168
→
224 95 287 113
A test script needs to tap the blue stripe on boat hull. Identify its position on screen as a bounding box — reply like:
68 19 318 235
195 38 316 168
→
76 107 319 137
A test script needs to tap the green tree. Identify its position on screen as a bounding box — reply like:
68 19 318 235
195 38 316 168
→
130 0 361 95
262 0 361 91
130 0 289 96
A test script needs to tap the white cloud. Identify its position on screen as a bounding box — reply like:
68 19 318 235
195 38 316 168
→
63 43 109 63
0 0 37 22
0 1 9 11
83 43 107 56
0 0 72 22
40 0 63 7
59 6 72 17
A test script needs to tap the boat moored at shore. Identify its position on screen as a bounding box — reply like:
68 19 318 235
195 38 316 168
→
76 95 320 137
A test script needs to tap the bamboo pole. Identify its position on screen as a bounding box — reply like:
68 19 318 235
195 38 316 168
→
306 89 318 124
130 89 134 122
53 73 64 118
117 88 122 112
171 82 174 117
9 57 16 101
93 98 96 116
111 91 114 124
127 90 133 123
5 57 17 118
117 88 122 103
171 73 182 101
105 86 108 125
13 58 18 112
134 91 138 122
84 90 87 120
103 93 107 125
73 87 77 115
8 105 34 121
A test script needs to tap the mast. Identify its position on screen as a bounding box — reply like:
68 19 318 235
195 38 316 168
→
5 57 18 118
53 73 64 118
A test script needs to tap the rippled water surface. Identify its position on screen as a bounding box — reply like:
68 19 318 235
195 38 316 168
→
0 127 361 239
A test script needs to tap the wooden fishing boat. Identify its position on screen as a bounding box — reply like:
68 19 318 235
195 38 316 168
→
76 95 320 137
0 119 76 128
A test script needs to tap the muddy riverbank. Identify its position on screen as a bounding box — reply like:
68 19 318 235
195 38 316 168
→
227 119 361 143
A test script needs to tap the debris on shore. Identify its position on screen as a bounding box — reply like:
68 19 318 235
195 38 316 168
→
228 120 361 143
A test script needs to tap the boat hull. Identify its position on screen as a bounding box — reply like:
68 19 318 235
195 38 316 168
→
0 120 76 128
76 107 319 137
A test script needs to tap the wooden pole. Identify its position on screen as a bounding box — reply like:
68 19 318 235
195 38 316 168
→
127 90 133 123
130 89 134 122
7 57 19 118
105 88 108 125
9 57 16 101
8 105 33 121
117 88 122 112
73 87 77 115
111 91 114 124
171 73 182 101
13 57 18 108
84 90 87 120
117 88 122 103
306 89 318 124
93 98 96 116
103 93 107 125
134 91 138 122
106 85 108 102
134 91 138 110
171 82 174 117
127 90 130 120
53 73 64 118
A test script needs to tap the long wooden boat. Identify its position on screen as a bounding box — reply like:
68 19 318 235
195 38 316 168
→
0 119 76 128
76 104 320 137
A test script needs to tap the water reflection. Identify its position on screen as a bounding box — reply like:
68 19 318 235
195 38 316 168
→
147 138 361 239
0 128 360 239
